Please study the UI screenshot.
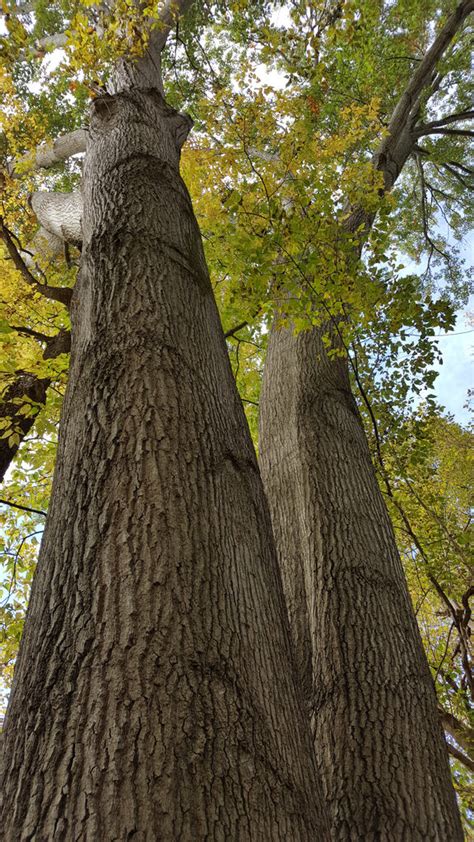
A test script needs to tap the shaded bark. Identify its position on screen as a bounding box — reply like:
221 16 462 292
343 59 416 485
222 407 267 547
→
0 88 329 841
259 325 463 840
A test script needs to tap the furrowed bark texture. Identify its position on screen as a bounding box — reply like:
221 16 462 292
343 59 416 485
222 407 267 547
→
259 325 463 841
0 89 329 841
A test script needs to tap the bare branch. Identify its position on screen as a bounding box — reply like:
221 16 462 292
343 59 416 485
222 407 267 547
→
416 156 451 264
372 1 474 194
441 162 473 189
446 159 474 175
10 325 51 343
344 0 474 233
384 1 473 147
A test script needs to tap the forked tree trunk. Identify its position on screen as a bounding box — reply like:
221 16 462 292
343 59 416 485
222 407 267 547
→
259 323 463 840
0 89 329 841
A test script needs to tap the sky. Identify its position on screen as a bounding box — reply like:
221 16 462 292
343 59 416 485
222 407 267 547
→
431 309 472 424
416 233 473 426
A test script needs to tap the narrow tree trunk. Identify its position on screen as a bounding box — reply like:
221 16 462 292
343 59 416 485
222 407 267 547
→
0 89 329 841
259 322 463 841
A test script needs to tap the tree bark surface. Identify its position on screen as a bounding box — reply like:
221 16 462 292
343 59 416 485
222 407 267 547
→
0 89 329 842
259 323 463 841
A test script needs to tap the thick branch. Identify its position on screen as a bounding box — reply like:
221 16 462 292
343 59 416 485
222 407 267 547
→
416 126 474 138
344 0 473 233
416 108 474 133
446 741 474 772
29 192 83 246
11 129 88 175
439 707 474 758
382 0 474 153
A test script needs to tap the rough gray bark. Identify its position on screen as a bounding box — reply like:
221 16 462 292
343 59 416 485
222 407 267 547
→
259 324 463 840
0 88 330 841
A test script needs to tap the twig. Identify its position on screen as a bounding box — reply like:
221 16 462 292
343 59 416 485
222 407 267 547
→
0 497 47 517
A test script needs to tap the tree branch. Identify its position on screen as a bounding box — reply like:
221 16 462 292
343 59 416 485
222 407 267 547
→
10 128 88 175
0 497 47 517
10 325 51 343
224 321 249 339
439 706 474 758
416 155 451 265
446 741 474 772
415 126 474 138
0 325 70 482
415 108 474 133
344 0 474 233
0 373 49 484
383 1 473 147
0 218 73 307
440 162 473 189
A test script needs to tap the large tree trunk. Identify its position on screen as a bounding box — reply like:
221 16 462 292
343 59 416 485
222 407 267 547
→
259 322 463 841
0 89 329 841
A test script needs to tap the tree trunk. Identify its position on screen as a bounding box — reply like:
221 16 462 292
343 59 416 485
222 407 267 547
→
259 321 463 841
0 89 329 841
